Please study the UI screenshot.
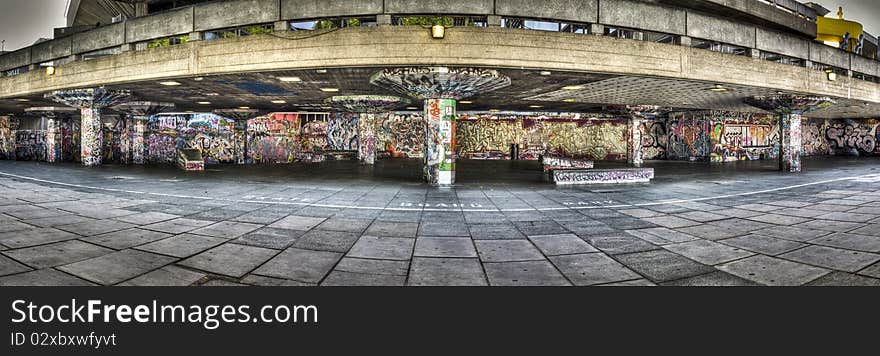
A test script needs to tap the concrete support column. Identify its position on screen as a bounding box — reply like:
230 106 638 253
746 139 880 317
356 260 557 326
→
779 113 803 173
627 116 644 167
679 36 692 47
273 21 290 32
45 88 131 166
188 32 204 42
114 101 175 165
45 118 61 163
131 117 147 164
376 15 392 25
487 15 502 27
357 113 378 165
424 98 457 185
590 24 604 35
750 49 761 58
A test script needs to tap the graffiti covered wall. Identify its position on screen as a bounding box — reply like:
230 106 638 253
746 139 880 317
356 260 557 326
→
14 130 48 162
246 113 300 164
824 119 880 156
640 121 668 160
147 113 239 165
378 113 424 158
0 117 18 160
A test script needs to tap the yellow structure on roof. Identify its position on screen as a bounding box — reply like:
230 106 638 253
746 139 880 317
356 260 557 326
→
816 7 864 52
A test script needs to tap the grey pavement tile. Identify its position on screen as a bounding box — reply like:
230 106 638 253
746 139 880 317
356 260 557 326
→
549 253 641 286
232 227 304 249
779 245 880 272
365 221 419 238
252 247 342 283
858 262 880 278
584 233 660 255
418 221 470 237
718 255 829 286
316 218 373 233
292 230 360 253
113 212 181 225
0 220 34 233
474 240 545 262
179 244 278 278
2 240 113 269
793 219 865 233
189 221 264 239
619 209 665 218
0 268 95 286
347 236 414 261
0 254 31 276
135 234 227 258
514 220 569 236
320 271 406 286
746 214 810 226
240 275 315 286
68 207 138 220
528 234 598 255
816 212 877 223
20 215 98 228
775 208 828 218
675 211 728 222
201 279 248 286
811 232 880 253
806 203 857 212
661 271 760 286
663 240 754 265
560 220 618 236
753 226 832 242
408 258 487 286
58 249 176 285
5 207 71 220
120 265 206 286
232 210 290 225
484 261 571 286
268 215 327 231
468 223 526 240
714 208 763 219
805 271 880 286
56 219 136 237
600 279 656 286
81 228 173 250
642 216 701 229
615 250 714 282
0 228 80 248
188 208 247 221
334 257 409 276
710 218 774 232
720 234 807 256
625 227 698 245
849 206 880 215
414 237 477 258
849 223 880 236
601 217 657 230
766 200 813 208
735 203 778 212
676 224 748 240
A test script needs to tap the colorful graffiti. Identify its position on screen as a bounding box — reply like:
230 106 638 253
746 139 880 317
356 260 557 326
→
640 121 667 160
378 113 424 158
357 113 378 164
14 130 47 162
146 113 238 164
781 114 803 172
825 119 879 156
247 113 300 164
45 119 60 163
80 109 103 166
456 118 521 159
61 119 79 163
327 113 358 151
424 99 457 185
0 117 19 160
802 119 828 156
667 113 711 161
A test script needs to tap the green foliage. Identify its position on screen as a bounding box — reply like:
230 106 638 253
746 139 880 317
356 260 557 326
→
400 16 455 26
242 25 273 35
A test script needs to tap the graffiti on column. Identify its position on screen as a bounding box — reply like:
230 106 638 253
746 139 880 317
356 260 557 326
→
781 114 803 172
80 108 102 166
628 118 644 166
327 113 358 151
424 99 456 184
131 119 146 164
640 121 667 160
667 114 711 160
61 119 79 162
357 113 378 164
46 119 60 162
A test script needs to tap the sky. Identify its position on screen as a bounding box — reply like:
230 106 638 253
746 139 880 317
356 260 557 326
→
0 0 877 52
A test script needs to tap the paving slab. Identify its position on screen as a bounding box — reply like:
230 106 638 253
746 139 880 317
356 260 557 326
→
232 227 304 250
0 228 80 248
113 212 181 225
779 245 880 272
58 249 176 285
0 220 35 233
120 265 206 286
347 236 414 261
625 227 698 245
252 247 342 283
718 255 829 286
365 221 419 238
753 226 833 242
615 250 714 282
484 261 571 286
292 230 360 253
240 275 315 286
268 215 327 231
661 271 761 286
549 253 642 286
468 223 526 240
0 268 95 286
56 219 136 237
529 234 598 255
746 214 810 226
135 234 227 258
793 219 865 233
418 221 470 237
413 237 477 258
315 218 373 233
584 234 660 255
20 215 98 228
82 228 173 250
805 272 880 286
334 257 409 276
815 212 877 223
141 218 215 234
179 244 278 278
474 240 545 262
720 234 807 256
408 257 487 286
663 239 754 265
321 271 406 286
811 232 880 253
2 240 113 269
189 221 264 239
0 254 31 276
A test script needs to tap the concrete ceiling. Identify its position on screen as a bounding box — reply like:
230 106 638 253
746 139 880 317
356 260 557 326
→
1 66 877 119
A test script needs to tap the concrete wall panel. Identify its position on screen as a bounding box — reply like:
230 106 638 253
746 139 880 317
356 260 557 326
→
686 11 755 48
851 55 878 76
809 42 851 69
126 7 194 43
72 22 125 54
755 28 809 59
599 0 686 35
194 0 280 31
281 0 383 20
0 50 32 72
31 37 73 63
384 0 493 15
495 0 598 24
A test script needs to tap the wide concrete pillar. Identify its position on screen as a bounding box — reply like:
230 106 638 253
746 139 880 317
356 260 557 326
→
627 116 644 167
114 102 175 164
45 89 130 166
370 67 512 185
24 107 77 163
214 109 261 165
744 95 834 173
325 95 409 165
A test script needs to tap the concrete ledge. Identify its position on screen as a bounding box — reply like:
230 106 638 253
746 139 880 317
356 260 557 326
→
552 168 654 185
541 156 595 172
178 148 205 171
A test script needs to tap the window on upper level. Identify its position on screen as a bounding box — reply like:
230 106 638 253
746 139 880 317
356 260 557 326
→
501 18 588 34
205 24 273 41
691 39 749 56
604 27 680 45
760 51 805 67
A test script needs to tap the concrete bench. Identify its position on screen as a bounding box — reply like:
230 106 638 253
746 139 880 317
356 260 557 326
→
178 148 204 171
541 156 594 172
552 168 654 185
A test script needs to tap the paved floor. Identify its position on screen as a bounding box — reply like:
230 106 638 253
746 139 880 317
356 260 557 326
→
1 157 880 286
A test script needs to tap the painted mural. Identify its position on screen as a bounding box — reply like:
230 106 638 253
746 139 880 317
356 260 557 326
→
424 99 457 185
0 117 18 160
357 113 378 164
81 109 103 166
802 119 829 156
825 119 880 156
378 113 424 158
246 113 300 164
457 118 521 159
640 121 667 160
146 113 238 164
327 113 358 151
667 113 711 161
61 119 80 163
14 130 48 162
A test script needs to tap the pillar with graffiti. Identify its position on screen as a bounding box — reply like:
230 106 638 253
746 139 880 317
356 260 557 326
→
45 88 130 166
745 95 834 172
325 95 409 165
114 102 175 164
371 67 511 185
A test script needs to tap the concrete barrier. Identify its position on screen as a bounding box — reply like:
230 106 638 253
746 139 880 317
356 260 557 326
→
552 168 654 185
178 148 204 171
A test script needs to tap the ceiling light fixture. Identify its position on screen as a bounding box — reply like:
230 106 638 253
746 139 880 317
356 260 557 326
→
45 66 56 76
708 85 730 92
239 106 250 109
316 69 328 74
159 81 182 86
562 85 585 90
13 98 30 102
406 107 419 110
193 77 204 81
271 100 287 104
197 101 211 105
562 99 576 103
320 88 339 92
459 100 473 104
206 93 220 96
529 105 544 109
431 25 446 39
539 71 552 76
278 77 301 82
